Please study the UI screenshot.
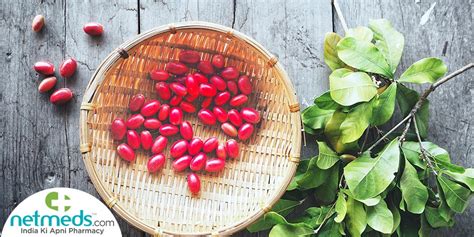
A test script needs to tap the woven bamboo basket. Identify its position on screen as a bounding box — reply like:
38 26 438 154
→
79 21 301 236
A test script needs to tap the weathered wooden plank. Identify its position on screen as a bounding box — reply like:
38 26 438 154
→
333 0 473 236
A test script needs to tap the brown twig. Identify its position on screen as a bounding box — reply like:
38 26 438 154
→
332 0 349 33
413 117 439 175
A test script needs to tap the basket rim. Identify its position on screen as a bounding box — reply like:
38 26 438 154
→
79 21 301 236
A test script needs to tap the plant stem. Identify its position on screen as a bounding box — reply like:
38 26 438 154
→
332 0 349 33
313 202 336 234
413 117 439 175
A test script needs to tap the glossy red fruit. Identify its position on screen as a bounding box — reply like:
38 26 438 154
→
229 94 248 107
213 107 228 123
187 173 201 194
179 50 200 64
188 138 204 155
184 93 199 102
34 61 55 75
151 136 168 154
169 82 187 96
197 60 214 74
193 72 208 83
169 95 183 106
140 100 161 117
83 22 104 36
221 123 238 137
228 109 243 127
241 107 261 124
32 15 45 32
170 139 188 158
211 54 225 69
173 155 192 172
201 97 213 108
144 118 161 130
221 66 239 80
199 83 217 97
216 144 227 159
140 130 153 150
180 101 196 113
166 62 188 75
38 76 57 93
210 75 226 91
126 114 145 129
238 75 252 95
227 81 239 95
185 74 200 96
50 88 73 105
205 159 226 172
117 143 135 161
147 154 166 173
190 153 207 171
158 104 171 121
155 82 171 100
203 137 218 153
198 109 217 125
150 69 169 81
214 91 231 106
238 123 254 140
129 94 145 112
180 121 193 140
174 76 186 84
111 118 127 140
159 124 179 136
127 130 140 149
169 107 183 125
59 58 77 78
226 139 240 159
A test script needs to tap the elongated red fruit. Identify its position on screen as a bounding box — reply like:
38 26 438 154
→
126 114 145 129
129 94 145 112
203 137 218 153
238 75 252 95
147 154 166 172
226 139 239 159
59 58 77 78
216 144 227 159
238 123 254 140
201 97 213 108
50 88 73 105
171 139 188 158
193 72 208 83
169 95 183 106
32 15 45 32
144 118 161 130
180 101 196 113
180 121 193 140
151 135 167 154
170 82 187 96
187 173 201 194
140 130 153 150
188 138 203 155
227 81 238 95
213 107 228 123
34 61 55 75
150 69 169 81
158 104 170 121
173 155 192 172
117 143 135 161
38 76 57 93
197 60 214 74
198 109 217 125
83 22 104 36
141 100 161 117
185 74 200 96
179 50 200 64
127 130 140 149
184 93 199 102
228 109 243 127
229 94 248 107
199 83 217 97
155 82 171 100
214 91 230 106
241 107 261 124
221 66 239 80
190 153 207 171
205 159 225 172
210 75 226 91
159 124 179 136
211 54 225 69
111 118 127 140
166 62 188 75
221 123 238 137
169 107 183 125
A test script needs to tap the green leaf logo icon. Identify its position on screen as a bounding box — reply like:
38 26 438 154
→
45 191 71 212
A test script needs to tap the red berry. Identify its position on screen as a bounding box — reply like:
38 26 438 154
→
197 60 214 74
180 121 194 140
151 136 167 154
205 159 226 172
155 82 171 100
159 124 179 136
129 94 145 112
221 123 238 137
140 130 153 150
214 91 231 106
180 101 196 113
169 107 183 125
111 118 127 140
127 130 140 149
166 61 188 75
228 109 243 127
140 100 161 117
190 153 207 171
170 139 188 158
173 155 192 172
185 74 200 96
144 118 161 130
32 15 45 32
34 61 55 75
210 75 227 91
117 143 135 161
38 76 57 93
226 139 239 159
238 123 254 140
193 72 208 83
241 107 261 124
170 82 188 96
187 173 201 194
229 94 248 107
50 88 73 105
179 50 201 64
158 104 171 121
150 69 169 81
238 75 252 95
227 81 239 95
211 54 225 69
199 83 217 97
213 107 228 123
201 97 213 108
184 93 199 102
147 154 166 172
203 137 218 153
126 114 145 129
169 95 183 106
198 109 217 125
188 138 204 155
83 22 104 36
221 66 239 80
216 143 227 159
59 58 77 78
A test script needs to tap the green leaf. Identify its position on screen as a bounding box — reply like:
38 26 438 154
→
287 159 310 191
319 218 343 237
344 139 400 200
400 158 429 214
324 110 359 153
446 168 474 191
334 191 347 223
329 71 377 106
399 58 447 84
356 196 381 206
317 141 340 169
301 105 335 131
415 101 429 138
296 156 329 190
395 84 429 138
371 83 397 126
424 206 454 228
346 197 367 237
269 223 314 237
340 100 373 143
314 91 340 110
314 164 340 204
337 37 393 78
303 206 334 228
247 199 303 232
324 32 348 71
369 19 405 73
422 142 465 173
347 26 374 42
367 199 394 234
419 214 431 237
401 142 427 169
437 175 471 213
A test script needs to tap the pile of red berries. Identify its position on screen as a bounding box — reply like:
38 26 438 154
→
110 50 261 195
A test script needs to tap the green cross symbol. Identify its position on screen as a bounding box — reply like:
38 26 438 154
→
45 191 72 212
